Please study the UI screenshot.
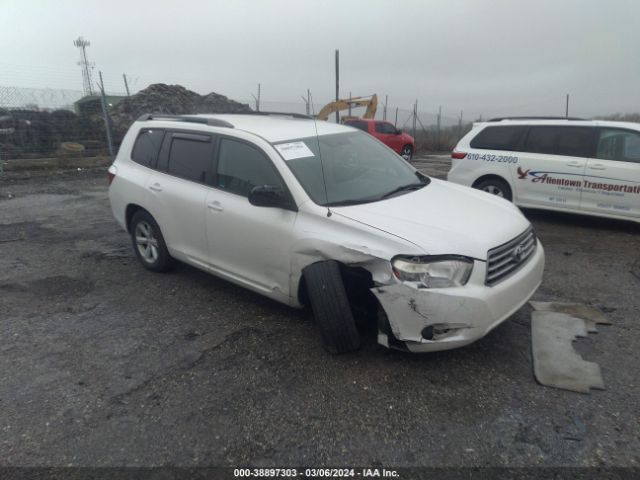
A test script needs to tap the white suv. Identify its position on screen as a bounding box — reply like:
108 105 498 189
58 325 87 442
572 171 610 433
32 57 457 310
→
108 113 544 354
448 117 640 222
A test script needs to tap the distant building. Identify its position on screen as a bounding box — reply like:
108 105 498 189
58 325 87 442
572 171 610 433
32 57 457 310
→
74 95 126 116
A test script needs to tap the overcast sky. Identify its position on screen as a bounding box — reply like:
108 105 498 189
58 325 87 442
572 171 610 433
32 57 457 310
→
1 0 639 121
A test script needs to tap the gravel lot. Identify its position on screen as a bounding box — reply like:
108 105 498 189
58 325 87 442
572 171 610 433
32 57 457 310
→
0 156 639 468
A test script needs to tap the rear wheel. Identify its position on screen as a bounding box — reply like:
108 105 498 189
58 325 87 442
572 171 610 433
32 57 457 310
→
474 178 513 201
130 210 172 272
400 144 413 161
303 261 360 354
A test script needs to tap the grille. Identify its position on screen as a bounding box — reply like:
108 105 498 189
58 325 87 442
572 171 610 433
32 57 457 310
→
486 226 537 286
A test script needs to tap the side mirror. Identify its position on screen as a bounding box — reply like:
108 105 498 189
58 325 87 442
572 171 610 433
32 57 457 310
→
249 185 296 211
395 128 403 135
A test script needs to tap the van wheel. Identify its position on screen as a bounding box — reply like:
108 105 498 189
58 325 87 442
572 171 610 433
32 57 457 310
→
303 261 361 354
474 178 513 201
400 144 413 161
130 210 172 272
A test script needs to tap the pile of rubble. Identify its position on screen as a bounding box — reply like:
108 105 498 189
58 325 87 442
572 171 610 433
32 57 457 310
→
110 83 252 137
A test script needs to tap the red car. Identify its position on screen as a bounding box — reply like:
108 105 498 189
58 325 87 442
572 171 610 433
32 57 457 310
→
343 118 416 160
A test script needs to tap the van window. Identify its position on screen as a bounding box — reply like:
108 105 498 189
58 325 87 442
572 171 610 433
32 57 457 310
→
597 129 640 163
470 126 527 151
167 133 213 183
131 129 165 167
216 138 284 197
524 126 594 157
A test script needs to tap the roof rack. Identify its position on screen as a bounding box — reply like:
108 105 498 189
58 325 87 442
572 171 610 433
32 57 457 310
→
136 113 234 128
221 111 313 120
488 116 586 122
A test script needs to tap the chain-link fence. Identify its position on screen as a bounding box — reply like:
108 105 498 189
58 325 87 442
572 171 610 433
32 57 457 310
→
0 82 475 164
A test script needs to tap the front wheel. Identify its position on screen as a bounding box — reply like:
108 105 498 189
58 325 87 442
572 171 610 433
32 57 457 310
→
473 178 513 201
303 261 360 354
130 210 172 272
400 144 413 161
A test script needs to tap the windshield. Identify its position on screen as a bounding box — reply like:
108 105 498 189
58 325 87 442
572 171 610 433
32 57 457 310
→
274 131 429 206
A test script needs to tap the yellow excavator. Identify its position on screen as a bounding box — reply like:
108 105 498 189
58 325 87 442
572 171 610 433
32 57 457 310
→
316 94 378 122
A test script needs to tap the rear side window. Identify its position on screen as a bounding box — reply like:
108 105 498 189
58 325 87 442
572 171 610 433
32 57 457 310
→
216 138 284 197
470 126 527 151
597 128 640 163
167 133 213 183
374 122 397 134
523 126 594 157
131 129 165 167
346 121 368 132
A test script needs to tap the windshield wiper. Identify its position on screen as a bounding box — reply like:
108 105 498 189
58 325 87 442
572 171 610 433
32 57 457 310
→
380 182 427 199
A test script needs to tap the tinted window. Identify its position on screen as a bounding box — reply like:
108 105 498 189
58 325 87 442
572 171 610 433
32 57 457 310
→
524 126 593 157
470 126 526 151
346 120 368 132
375 122 397 134
131 129 164 167
597 128 640 163
167 133 213 183
216 139 283 197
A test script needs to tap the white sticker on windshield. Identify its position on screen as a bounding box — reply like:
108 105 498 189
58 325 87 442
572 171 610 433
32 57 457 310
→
274 141 314 161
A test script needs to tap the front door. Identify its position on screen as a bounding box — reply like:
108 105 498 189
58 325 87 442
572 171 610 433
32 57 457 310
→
204 137 296 302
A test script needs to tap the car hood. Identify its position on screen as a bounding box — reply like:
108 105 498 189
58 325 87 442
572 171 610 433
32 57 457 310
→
331 178 530 260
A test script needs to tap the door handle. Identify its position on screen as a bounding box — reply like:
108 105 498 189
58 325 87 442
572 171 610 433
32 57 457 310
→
566 161 582 167
589 164 606 170
148 183 162 192
207 201 223 212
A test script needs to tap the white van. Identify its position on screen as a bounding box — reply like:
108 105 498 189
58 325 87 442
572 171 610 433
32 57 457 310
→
447 118 640 222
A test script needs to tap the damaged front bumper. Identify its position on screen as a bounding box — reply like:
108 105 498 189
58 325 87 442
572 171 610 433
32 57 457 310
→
372 240 545 353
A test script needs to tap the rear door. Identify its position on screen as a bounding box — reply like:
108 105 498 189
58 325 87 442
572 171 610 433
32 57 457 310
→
579 127 640 219
514 126 595 210
204 137 297 301
146 130 214 264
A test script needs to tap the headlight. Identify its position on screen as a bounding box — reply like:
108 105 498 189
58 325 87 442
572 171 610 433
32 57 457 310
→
392 255 473 288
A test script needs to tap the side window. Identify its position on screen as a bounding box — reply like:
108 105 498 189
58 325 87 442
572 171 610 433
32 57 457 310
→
131 129 165 167
597 129 640 163
347 121 368 132
216 138 284 197
374 122 397 134
524 126 594 157
470 126 527 151
167 133 213 183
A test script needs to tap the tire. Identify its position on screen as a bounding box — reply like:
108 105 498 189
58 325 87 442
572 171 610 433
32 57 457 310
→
400 144 413 161
130 210 172 272
303 260 360 354
474 178 513 201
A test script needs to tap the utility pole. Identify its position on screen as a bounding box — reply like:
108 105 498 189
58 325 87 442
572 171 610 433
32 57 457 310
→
458 110 463 139
301 89 311 116
348 91 352 117
565 93 569 118
251 83 261 112
394 107 398 127
412 100 417 140
335 49 340 123
436 105 442 150
383 95 388 121
122 74 131 96
97 71 114 157
73 36 94 96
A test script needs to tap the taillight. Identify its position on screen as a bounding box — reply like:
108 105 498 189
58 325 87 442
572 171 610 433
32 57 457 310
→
107 166 116 185
451 151 467 159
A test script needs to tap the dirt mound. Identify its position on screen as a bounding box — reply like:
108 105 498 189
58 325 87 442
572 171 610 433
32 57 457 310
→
110 83 252 137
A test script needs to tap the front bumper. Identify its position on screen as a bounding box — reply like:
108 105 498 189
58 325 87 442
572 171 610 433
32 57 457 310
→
372 240 545 352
